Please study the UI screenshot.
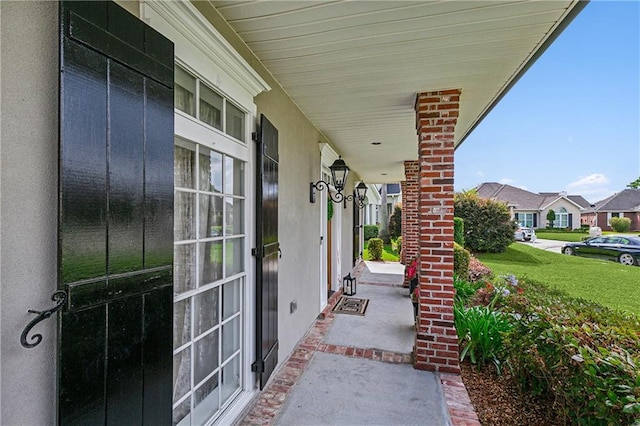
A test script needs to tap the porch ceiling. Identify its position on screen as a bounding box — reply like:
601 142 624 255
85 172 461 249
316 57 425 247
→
209 1 584 183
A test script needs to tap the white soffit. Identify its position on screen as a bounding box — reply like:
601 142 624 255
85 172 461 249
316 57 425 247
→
209 0 583 183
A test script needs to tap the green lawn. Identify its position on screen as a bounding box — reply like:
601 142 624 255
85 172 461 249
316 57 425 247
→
476 243 640 315
534 231 586 242
535 230 640 242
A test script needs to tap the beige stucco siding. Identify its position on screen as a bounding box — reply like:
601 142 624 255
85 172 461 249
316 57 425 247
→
1 2 59 424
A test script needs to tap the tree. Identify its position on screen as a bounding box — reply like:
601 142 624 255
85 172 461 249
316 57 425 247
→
388 205 402 240
454 191 516 253
546 209 556 228
378 184 391 244
627 177 640 189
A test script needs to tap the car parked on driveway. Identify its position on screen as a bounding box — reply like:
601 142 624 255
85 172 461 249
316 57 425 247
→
561 235 640 266
514 226 536 242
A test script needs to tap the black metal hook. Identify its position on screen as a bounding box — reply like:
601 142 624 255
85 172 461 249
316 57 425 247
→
20 290 67 349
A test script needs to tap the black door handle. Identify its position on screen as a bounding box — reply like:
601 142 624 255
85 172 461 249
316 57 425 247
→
20 290 67 348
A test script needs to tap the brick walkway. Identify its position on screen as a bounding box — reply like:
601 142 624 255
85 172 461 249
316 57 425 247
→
239 263 479 426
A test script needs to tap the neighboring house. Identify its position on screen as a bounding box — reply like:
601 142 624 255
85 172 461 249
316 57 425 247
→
582 189 640 231
363 183 401 226
476 183 591 230
1 2 586 425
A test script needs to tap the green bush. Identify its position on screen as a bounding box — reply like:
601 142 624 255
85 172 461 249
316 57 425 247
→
388 206 402 240
454 242 470 278
364 224 379 241
502 279 640 424
454 216 465 246
546 209 556 228
368 238 383 260
610 216 632 233
454 190 517 253
396 236 402 255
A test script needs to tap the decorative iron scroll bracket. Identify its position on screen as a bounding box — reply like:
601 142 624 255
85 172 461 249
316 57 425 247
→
20 290 67 349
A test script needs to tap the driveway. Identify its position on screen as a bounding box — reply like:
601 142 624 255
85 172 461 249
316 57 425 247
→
518 238 564 254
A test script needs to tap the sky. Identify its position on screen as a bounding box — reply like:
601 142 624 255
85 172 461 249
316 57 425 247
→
454 0 640 204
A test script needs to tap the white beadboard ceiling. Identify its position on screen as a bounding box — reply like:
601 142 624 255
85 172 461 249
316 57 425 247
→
209 0 585 183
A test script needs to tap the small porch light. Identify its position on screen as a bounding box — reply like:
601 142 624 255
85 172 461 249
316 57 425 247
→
342 273 356 296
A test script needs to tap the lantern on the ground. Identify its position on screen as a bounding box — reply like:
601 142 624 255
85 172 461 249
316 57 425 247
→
342 273 356 296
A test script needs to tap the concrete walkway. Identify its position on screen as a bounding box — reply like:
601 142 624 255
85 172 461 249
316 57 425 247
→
239 262 480 426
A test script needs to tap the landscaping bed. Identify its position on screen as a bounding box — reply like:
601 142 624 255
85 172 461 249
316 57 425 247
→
454 256 640 424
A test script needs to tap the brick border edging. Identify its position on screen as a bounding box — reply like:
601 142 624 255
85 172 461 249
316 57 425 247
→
440 374 481 426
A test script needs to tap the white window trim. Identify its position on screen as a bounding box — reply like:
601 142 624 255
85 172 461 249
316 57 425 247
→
141 2 268 424
141 0 270 111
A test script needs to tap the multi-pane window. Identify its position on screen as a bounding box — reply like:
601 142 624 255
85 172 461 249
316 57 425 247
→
517 212 534 227
174 64 246 143
173 138 245 426
555 207 568 228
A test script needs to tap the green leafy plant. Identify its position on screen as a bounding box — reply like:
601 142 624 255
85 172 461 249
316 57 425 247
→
610 216 631 233
327 198 334 221
501 278 640 424
454 304 513 372
454 216 465 246
367 238 384 260
396 236 402 255
453 274 483 306
454 242 470 278
454 190 516 253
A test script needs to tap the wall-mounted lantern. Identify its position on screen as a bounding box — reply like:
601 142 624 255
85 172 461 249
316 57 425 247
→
310 157 367 208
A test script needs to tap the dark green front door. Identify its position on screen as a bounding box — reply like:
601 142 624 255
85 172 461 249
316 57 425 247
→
58 2 174 424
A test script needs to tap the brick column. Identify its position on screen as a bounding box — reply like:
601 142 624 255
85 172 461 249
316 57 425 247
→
402 161 420 287
413 90 460 373
400 180 407 265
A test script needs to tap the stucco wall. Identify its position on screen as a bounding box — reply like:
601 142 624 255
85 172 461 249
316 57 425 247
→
1 2 59 424
192 3 356 360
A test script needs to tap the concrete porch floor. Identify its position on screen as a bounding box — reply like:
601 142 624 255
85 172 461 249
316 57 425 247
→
239 261 479 426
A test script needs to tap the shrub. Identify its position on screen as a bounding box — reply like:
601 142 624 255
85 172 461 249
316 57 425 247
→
454 190 517 253
454 216 465 246
546 209 556 228
364 224 379 240
454 242 470 278
368 238 383 260
610 216 631 233
502 279 640 424
396 236 402 255
468 257 492 282
388 206 402 239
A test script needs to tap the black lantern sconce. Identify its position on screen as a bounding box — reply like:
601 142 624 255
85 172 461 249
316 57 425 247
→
310 157 368 208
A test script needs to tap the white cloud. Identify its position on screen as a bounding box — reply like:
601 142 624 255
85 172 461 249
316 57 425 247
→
566 173 610 189
498 177 515 185
565 173 615 203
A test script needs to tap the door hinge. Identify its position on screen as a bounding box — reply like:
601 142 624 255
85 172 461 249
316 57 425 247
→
252 131 260 142
251 360 264 373
251 247 263 258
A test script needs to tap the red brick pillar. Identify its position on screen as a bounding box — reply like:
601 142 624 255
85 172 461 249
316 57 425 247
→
400 180 407 265
402 161 420 286
413 90 460 373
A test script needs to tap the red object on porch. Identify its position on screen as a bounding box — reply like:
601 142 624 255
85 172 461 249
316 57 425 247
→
413 90 461 374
